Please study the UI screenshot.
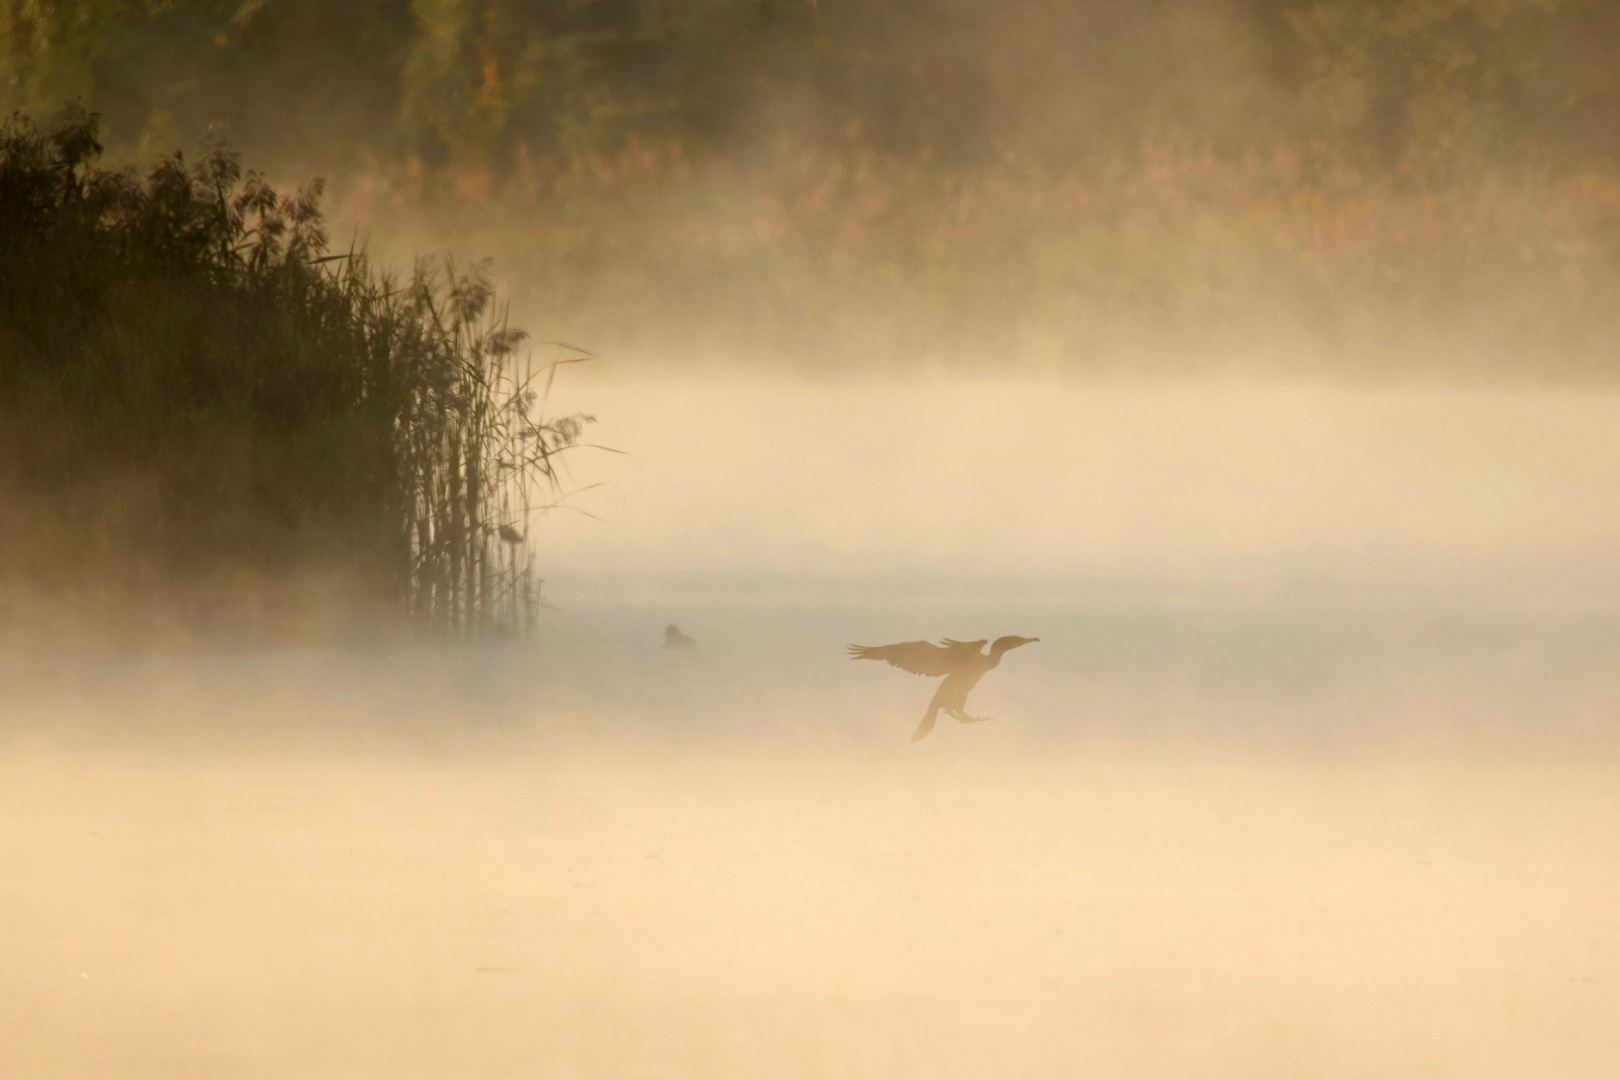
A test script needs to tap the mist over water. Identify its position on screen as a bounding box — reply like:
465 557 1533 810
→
12 2 1620 1071
6 375 1620 1077
16 376 1620 753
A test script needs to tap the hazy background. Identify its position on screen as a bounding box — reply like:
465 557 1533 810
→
9 0 1620 371
6 1 1620 1077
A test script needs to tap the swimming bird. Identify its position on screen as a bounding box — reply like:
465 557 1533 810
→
848 636 1039 741
664 623 697 649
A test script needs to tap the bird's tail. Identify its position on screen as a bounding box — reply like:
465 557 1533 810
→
911 707 938 742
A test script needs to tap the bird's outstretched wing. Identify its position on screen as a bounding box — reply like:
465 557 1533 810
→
940 638 988 653
847 641 954 677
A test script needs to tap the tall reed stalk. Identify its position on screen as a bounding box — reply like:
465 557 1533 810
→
391 259 602 636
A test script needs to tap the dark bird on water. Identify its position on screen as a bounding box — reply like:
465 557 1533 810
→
848 636 1039 742
664 624 697 649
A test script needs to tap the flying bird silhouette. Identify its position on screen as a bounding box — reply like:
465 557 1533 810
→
848 635 1039 741
664 623 697 649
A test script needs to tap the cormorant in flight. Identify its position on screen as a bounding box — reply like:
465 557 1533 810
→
848 635 1039 741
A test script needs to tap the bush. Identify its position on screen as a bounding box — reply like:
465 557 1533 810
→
0 105 594 638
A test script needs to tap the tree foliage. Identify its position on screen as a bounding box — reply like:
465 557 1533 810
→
8 2 1620 372
7 0 1620 174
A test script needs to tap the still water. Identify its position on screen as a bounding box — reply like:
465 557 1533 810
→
5 379 1620 1078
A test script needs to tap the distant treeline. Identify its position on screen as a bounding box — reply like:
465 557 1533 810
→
7 1 1619 175
0 107 592 636
6 0 1620 369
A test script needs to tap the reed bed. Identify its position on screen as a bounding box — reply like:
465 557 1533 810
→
391 265 604 637
0 105 597 637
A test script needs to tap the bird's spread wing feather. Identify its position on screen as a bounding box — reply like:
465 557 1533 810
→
847 641 954 677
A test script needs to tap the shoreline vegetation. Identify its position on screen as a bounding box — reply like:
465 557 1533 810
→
1 106 598 641
6 1 1620 373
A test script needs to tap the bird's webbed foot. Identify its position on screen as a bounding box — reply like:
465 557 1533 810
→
949 710 994 724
